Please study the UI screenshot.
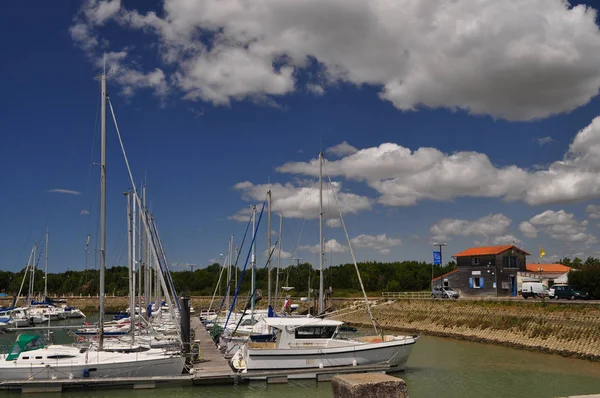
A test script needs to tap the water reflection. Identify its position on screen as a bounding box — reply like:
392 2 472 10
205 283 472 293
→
1 334 600 397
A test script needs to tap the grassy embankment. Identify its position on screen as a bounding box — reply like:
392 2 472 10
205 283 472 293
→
330 299 600 360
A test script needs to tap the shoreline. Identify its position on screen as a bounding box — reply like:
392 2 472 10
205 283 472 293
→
330 299 600 362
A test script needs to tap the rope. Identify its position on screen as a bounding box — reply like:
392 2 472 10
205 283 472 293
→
213 215 252 324
208 255 228 312
325 171 379 336
224 198 267 329
108 97 179 327
230 241 278 336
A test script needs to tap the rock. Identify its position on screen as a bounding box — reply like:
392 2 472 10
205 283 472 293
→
331 373 408 398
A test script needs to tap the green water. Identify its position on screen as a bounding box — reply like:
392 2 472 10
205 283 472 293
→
2 333 600 397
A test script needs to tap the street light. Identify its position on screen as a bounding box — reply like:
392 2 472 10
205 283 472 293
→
432 242 447 290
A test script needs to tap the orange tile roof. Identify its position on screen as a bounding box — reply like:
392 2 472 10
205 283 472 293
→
453 245 531 257
525 264 571 273
432 269 458 282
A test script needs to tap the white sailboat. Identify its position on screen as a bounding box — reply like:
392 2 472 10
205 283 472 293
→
230 152 418 378
0 64 184 381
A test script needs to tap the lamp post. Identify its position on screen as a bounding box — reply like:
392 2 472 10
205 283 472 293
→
432 242 447 290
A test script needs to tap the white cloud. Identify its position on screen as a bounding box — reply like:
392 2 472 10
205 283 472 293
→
230 181 371 221
300 239 348 254
430 214 511 241
326 218 342 228
492 234 522 245
49 189 81 195
279 143 529 206
350 234 402 255
519 221 538 238
587 204 600 219
72 0 600 120
279 116 600 207
524 117 600 205
80 209 90 215
262 248 292 260
83 0 121 25
307 84 325 96
98 51 169 98
70 4 169 99
69 23 99 52
326 142 358 157
536 136 555 146
524 210 597 245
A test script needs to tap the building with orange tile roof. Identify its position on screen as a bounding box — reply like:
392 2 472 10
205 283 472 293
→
518 263 572 288
437 245 529 297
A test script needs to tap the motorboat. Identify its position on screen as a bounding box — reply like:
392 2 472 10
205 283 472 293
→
231 317 417 379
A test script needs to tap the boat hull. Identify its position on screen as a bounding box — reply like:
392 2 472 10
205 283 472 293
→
234 338 415 378
0 347 184 381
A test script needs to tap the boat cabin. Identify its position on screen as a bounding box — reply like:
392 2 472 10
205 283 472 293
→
6 334 46 361
258 318 344 349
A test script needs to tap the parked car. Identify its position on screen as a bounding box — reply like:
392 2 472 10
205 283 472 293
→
551 285 590 300
431 286 460 299
521 282 550 299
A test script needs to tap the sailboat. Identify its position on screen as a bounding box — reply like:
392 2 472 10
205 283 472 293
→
230 152 418 378
0 64 184 381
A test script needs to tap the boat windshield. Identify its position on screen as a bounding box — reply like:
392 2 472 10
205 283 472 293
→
6 334 45 361
295 326 337 339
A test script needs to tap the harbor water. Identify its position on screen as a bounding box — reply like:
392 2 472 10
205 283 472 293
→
2 333 600 397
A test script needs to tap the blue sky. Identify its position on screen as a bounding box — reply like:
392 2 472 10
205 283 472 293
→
2 0 600 272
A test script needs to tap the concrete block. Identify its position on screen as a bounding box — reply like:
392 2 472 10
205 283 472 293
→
332 373 408 398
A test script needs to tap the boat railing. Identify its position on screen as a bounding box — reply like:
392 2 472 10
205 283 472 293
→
381 291 431 300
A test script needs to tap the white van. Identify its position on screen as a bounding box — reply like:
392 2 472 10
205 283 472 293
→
521 282 550 299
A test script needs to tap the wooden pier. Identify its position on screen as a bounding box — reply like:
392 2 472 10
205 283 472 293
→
190 317 235 385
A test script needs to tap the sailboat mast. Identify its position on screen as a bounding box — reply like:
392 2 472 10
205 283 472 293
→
126 192 135 342
251 205 257 318
267 190 272 308
318 152 324 314
235 246 239 294
275 214 282 309
226 235 232 313
99 63 107 350
44 227 48 299
30 243 37 302
132 190 137 320
137 186 142 328
143 185 149 315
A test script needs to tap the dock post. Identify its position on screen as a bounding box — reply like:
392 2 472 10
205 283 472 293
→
332 374 408 398
180 295 191 366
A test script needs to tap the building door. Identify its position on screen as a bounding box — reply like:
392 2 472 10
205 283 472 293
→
510 276 516 296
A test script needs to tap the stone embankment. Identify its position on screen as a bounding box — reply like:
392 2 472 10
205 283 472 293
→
330 299 600 361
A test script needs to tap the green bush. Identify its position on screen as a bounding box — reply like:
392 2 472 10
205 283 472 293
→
567 267 600 299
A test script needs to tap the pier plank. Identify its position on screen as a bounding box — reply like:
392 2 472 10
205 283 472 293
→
191 317 235 383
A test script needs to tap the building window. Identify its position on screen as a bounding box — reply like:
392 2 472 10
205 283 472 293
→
503 256 518 268
469 277 484 289
472 257 480 265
